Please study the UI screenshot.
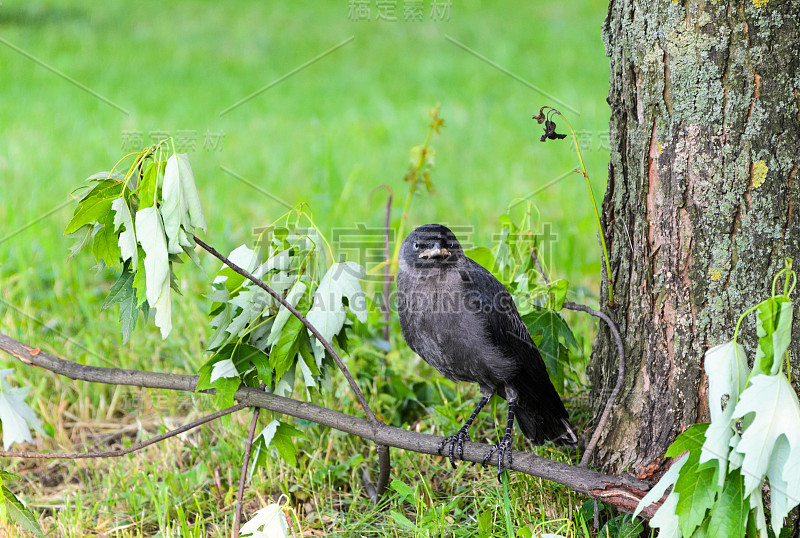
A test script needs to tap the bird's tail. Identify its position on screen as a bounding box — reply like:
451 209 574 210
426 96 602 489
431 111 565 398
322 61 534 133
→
511 362 578 447
515 404 578 447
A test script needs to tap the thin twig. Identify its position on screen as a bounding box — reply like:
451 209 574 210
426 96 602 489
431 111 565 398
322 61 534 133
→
233 407 262 538
382 187 393 342
0 403 246 459
563 301 625 467
0 332 655 516
531 249 549 286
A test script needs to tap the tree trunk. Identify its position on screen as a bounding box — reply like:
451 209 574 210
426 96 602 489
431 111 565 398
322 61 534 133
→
588 0 800 477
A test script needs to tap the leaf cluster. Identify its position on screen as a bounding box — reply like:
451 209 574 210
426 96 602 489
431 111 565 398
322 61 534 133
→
636 260 800 537
65 142 207 342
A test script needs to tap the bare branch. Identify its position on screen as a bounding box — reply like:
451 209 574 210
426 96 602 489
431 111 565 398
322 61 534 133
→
234 407 261 538
0 403 246 459
562 301 625 467
0 332 656 517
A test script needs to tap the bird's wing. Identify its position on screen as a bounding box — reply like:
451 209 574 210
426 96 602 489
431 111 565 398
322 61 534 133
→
461 257 573 444
460 258 548 375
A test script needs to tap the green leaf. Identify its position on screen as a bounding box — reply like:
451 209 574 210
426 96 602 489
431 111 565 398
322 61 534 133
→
102 266 140 343
272 422 304 466
271 314 304 380
522 306 578 389
133 249 148 307
547 279 569 310
0 470 19 483
390 479 415 501
465 247 501 279
64 179 123 234
708 469 748 538
753 298 792 376
666 423 709 458
732 373 800 515
674 445 718 537
137 161 160 210
0 485 43 536
91 210 121 268
305 262 367 364
389 510 415 530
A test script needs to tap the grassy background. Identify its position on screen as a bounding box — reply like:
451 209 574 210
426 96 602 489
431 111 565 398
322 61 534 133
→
0 0 615 535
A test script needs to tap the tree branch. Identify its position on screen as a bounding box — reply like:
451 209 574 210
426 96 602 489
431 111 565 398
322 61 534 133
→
0 332 656 517
562 301 625 467
234 407 261 538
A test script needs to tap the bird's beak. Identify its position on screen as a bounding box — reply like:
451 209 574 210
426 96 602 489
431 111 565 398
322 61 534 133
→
419 247 451 259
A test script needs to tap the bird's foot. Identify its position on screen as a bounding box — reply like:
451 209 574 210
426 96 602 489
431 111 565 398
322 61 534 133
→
437 427 472 469
481 434 513 481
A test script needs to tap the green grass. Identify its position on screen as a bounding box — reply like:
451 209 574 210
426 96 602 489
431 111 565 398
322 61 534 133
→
0 0 621 535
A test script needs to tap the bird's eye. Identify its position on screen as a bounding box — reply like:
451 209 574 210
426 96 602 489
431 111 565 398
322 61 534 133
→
413 242 419 251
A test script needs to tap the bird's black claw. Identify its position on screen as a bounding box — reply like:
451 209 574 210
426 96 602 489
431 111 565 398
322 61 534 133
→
481 435 514 481
438 427 471 469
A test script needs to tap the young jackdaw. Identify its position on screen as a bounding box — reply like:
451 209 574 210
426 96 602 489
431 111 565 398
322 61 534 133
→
396 224 577 477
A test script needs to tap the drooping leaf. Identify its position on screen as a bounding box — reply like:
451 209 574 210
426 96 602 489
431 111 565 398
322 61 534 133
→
102 266 140 343
210 359 237 383
239 502 289 538
91 210 121 268
64 179 123 234
151 274 172 339
731 373 800 505
112 197 137 267
135 206 171 337
134 207 169 305
304 262 367 363
0 369 44 450
227 288 270 338
162 154 206 243
700 341 749 486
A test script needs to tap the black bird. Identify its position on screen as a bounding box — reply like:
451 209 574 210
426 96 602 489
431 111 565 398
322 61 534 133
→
396 224 577 477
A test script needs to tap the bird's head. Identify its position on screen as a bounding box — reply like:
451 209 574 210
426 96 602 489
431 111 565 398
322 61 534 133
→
399 224 463 271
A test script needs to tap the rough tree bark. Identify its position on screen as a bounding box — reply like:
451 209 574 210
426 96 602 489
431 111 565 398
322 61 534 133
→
588 0 800 476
